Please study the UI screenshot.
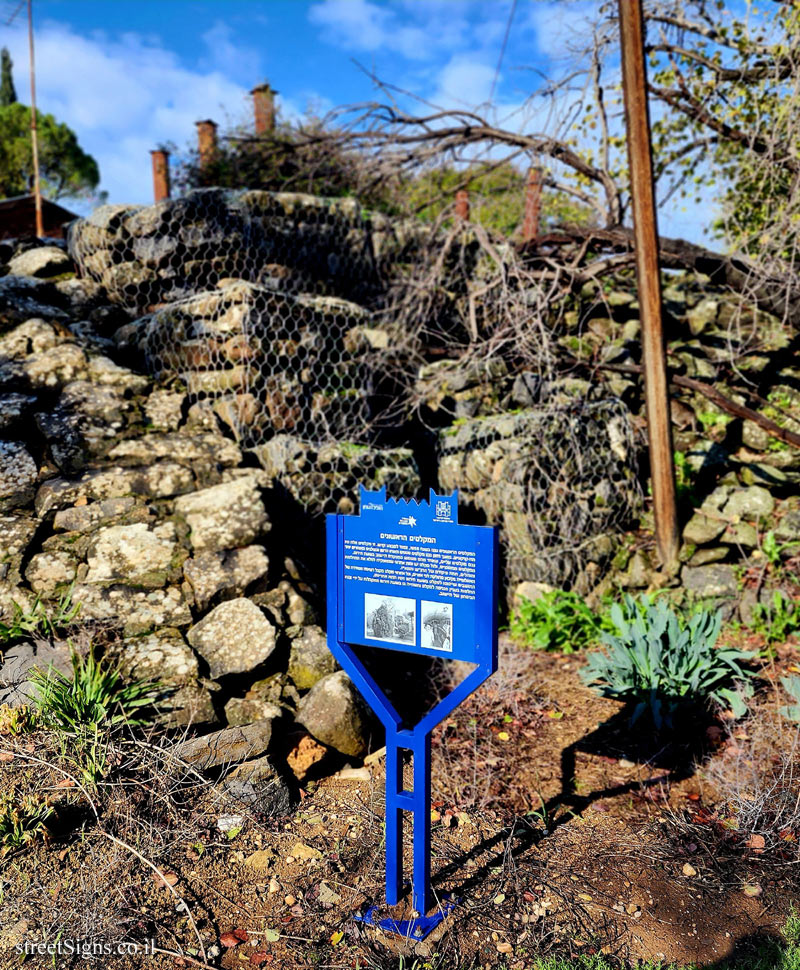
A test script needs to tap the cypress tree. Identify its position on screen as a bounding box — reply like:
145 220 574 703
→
1 48 17 106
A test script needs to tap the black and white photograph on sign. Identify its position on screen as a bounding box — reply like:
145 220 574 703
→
364 594 416 645
421 602 453 653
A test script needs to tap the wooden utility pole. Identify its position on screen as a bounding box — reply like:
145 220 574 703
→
618 0 679 571
27 0 42 237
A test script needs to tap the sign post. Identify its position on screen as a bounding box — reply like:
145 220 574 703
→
326 487 498 939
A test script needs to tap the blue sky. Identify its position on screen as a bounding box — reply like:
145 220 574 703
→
1 0 712 240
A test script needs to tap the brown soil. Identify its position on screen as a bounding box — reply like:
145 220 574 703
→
1 637 799 969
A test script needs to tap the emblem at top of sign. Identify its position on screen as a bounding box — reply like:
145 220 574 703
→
358 486 460 525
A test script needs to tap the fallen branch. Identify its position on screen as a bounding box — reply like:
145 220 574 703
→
593 361 800 450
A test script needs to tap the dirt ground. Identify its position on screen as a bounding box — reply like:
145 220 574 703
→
1 636 799 969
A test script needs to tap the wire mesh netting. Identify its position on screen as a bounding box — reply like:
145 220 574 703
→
67 187 641 593
438 399 639 593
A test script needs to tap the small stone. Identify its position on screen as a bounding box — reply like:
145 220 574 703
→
744 834 766 852
216 814 245 834
221 755 293 815
318 881 342 905
682 863 697 877
24 550 77 594
284 895 296 906
144 390 186 431
225 697 282 727
681 563 738 599
682 512 726 545
776 510 800 542
290 842 322 861
286 731 329 781
244 849 277 871
268 878 280 894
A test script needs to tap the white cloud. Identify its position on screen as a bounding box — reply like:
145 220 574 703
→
2 20 264 210
525 1 605 63
434 56 497 108
200 20 264 83
308 0 481 61
309 0 427 60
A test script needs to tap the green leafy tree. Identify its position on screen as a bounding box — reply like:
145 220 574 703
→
402 161 597 235
0 101 99 199
645 1 800 259
1 48 17 106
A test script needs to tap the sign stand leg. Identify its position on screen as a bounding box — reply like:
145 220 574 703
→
411 731 431 917
384 731 403 907
356 728 455 941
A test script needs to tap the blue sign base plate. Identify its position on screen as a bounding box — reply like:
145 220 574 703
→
354 895 458 940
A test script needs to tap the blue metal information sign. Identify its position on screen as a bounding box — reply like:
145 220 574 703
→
326 487 498 938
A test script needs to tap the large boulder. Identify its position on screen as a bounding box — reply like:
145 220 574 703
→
296 670 371 759
288 625 338 690
0 441 37 510
173 720 275 769
186 598 276 679
8 246 72 279
174 475 269 553
84 522 179 588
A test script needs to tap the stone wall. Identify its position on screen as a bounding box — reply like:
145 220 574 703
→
0 240 397 790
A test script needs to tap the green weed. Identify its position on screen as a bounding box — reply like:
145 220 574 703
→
581 595 755 728
674 450 699 505
779 676 800 722
696 409 733 434
510 590 612 653
747 590 800 647
31 647 160 786
0 790 52 854
0 585 81 644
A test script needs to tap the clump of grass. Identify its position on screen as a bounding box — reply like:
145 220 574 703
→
30 647 160 785
0 789 53 854
31 647 159 732
581 594 755 728
0 585 81 644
